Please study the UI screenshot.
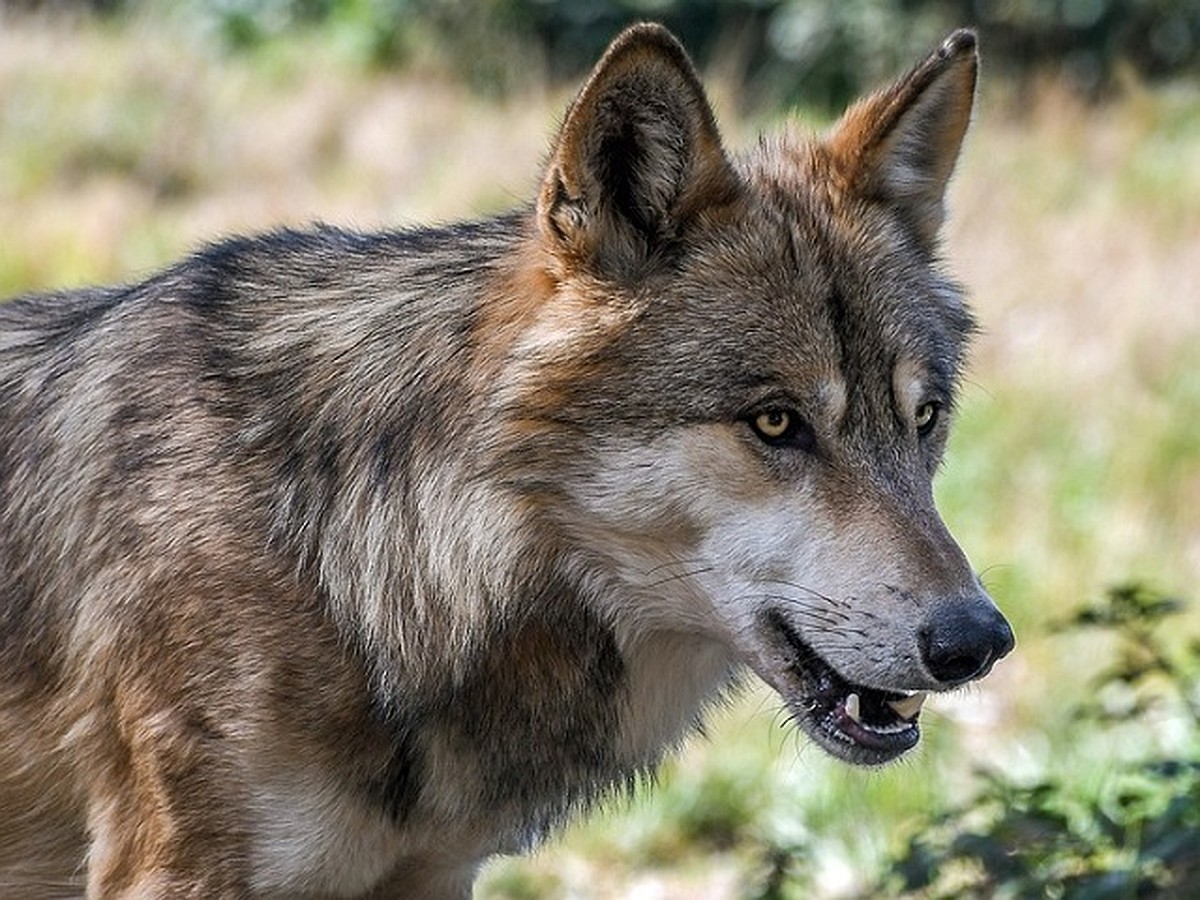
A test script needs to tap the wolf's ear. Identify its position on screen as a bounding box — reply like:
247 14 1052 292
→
826 29 977 246
538 23 739 279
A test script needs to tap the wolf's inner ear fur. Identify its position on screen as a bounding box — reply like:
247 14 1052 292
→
826 29 978 246
538 23 739 279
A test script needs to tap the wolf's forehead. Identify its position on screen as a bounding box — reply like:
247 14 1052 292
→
721 160 973 378
679 208 947 350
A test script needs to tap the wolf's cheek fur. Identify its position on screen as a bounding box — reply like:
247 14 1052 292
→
559 426 883 656
561 422 997 695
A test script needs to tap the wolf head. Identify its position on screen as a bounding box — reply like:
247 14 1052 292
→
493 24 1013 766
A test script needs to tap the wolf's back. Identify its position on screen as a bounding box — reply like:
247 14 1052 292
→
0 219 516 667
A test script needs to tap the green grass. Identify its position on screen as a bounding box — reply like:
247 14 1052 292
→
2 11 1197 898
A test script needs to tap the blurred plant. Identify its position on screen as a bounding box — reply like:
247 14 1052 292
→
862 583 1200 899
198 0 414 65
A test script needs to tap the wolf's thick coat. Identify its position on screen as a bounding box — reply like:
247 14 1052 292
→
0 24 1011 898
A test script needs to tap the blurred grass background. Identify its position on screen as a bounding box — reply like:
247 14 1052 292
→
1 1 1197 897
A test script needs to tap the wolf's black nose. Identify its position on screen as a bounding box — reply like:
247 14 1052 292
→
921 602 1015 685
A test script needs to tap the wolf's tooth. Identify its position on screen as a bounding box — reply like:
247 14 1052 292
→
844 692 862 723
887 692 927 720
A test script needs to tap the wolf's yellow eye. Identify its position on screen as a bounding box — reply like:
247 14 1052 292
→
754 410 791 439
748 407 816 451
915 402 940 435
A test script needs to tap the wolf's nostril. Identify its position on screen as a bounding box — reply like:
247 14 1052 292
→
921 602 1015 686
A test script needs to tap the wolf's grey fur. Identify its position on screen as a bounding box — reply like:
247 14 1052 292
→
0 23 1011 898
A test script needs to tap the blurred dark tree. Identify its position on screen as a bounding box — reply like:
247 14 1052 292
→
496 0 1200 103
10 0 1199 107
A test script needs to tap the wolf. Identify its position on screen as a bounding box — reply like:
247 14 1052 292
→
0 22 1013 899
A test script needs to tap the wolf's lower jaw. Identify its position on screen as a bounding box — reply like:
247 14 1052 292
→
770 615 925 766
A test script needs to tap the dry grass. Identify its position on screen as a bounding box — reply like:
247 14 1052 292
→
1 11 1197 898
0 14 559 290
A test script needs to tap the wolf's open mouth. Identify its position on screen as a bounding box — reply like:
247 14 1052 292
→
770 613 926 766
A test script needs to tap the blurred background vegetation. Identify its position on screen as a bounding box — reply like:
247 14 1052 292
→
1 0 1198 896
10 0 1200 105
